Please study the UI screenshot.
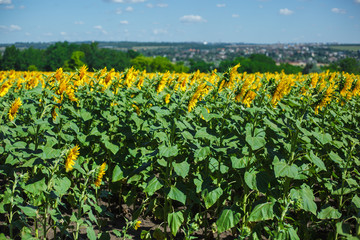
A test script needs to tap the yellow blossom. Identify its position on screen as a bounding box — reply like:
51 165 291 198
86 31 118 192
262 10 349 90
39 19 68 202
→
165 94 171 104
134 220 141 230
94 162 107 187
52 106 58 120
54 68 63 82
132 104 140 115
156 71 170 93
8 98 22 121
0 80 12 97
65 145 80 172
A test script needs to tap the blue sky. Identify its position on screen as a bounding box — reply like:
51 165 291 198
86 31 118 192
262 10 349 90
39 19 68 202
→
1 0 360 44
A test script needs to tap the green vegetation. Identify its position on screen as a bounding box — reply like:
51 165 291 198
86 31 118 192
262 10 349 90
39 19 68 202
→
1 42 360 74
329 45 360 51
0 68 359 239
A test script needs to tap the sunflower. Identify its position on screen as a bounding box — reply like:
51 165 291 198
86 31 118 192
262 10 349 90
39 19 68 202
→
94 162 107 187
8 98 22 121
65 145 80 172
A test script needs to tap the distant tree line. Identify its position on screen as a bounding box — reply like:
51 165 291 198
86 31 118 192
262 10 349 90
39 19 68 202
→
0 41 359 74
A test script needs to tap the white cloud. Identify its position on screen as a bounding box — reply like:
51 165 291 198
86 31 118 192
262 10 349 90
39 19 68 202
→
157 3 168 8
125 6 133 11
120 20 129 24
115 8 122 14
153 28 167 35
19 5 25 9
10 24 21 30
146 3 153 8
0 0 11 4
355 0 360 3
74 21 84 25
216 4 226 7
0 24 22 31
232 14 239 18
180 15 207 23
4 4 14 9
279 8 294 15
331 8 346 14
94 25 108 34
60 32 67 36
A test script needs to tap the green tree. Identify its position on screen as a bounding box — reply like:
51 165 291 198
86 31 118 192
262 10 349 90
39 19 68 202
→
21 47 45 71
338 58 360 74
44 42 78 71
93 48 131 71
279 63 302 74
218 59 235 72
0 45 22 70
80 42 98 71
130 56 152 71
63 51 85 71
27 65 38 71
302 62 321 74
189 59 215 72
174 62 189 73
150 56 174 72
126 49 140 59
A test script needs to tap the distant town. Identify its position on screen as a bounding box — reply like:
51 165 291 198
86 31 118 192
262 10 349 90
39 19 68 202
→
1 41 359 67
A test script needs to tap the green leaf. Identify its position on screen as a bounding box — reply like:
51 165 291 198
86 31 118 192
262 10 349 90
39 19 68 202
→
216 208 241 233
299 185 317 215
248 202 275 222
290 184 317 215
144 177 163 196
328 151 344 166
112 165 124 182
18 205 37 218
87 226 97 240
352 195 360 209
307 151 326 171
81 109 92 121
0 233 8 240
194 146 210 159
54 177 71 196
245 169 257 190
41 146 62 160
172 161 190 178
273 156 299 179
195 128 216 142
5 155 18 166
231 156 248 169
113 229 122 237
24 177 46 195
104 140 119 155
313 132 332 145
159 145 178 158
168 186 186 205
317 206 341 219
246 135 266 151
202 187 223 209
336 221 352 237
287 226 300 240
87 209 98 225
168 211 184 236
181 131 193 141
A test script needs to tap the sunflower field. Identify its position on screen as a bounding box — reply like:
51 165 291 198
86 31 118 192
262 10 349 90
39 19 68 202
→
0 65 360 239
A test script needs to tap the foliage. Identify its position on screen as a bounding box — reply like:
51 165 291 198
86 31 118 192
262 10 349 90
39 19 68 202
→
0 67 360 239
325 57 360 74
218 54 303 74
